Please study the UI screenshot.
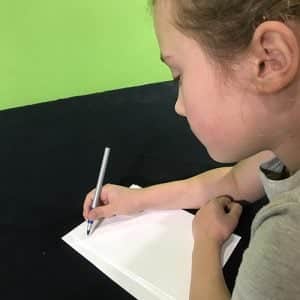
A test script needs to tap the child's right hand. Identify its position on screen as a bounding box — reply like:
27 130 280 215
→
82 184 143 220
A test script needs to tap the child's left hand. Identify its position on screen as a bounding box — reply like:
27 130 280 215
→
192 196 243 247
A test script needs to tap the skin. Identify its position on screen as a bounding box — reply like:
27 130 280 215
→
153 0 300 299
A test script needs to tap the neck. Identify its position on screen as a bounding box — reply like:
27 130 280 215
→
267 70 300 174
272 106 300 175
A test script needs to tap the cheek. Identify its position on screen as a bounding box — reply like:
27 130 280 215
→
178 68 251 151
181 80 222 138
188 113 223 145
185 104 223 148
181 84 244 150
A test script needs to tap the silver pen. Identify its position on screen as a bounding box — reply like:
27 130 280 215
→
87 147 111 235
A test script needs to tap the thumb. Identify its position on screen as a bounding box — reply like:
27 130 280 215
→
216 195 232 213
88 204 115 220
228 202 243 220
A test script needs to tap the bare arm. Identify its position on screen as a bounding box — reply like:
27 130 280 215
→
190 240 230 300
84 151 273 219
189 197 242 300
141 150 274 210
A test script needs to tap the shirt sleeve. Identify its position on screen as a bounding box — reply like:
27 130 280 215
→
231 198 300 300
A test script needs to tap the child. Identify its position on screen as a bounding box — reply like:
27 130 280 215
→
84 0 300 299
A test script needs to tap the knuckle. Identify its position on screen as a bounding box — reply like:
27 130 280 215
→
104 183 113 191
90 210 100 219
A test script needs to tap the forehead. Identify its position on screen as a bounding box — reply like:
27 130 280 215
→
153 1 184 52
153 1 206 64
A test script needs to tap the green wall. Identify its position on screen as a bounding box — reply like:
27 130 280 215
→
0 0 170 110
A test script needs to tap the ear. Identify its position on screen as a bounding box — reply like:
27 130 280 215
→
250 21 299 94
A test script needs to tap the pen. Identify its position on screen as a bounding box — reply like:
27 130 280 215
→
87 147 111 235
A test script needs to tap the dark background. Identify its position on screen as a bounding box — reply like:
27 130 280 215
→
0 81 267 299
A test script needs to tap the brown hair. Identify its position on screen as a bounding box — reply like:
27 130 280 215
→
152 0 300 64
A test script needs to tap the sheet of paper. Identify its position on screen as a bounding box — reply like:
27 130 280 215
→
62 209 240 300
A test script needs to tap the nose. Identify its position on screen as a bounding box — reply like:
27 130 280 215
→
174 95 186 117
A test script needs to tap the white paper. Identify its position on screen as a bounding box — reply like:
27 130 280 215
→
62 209 240 300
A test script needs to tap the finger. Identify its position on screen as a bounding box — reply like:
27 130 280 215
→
83 184 112 219
228 202 243 220
218 194 234 202
100 184 111 205
216 195 232 205
83 189 95 219
88 204 115 220
216 196 232 212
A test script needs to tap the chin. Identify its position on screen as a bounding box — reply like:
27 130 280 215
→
195 132 248 163
206 148 240 164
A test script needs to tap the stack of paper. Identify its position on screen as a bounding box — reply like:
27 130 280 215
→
62 208 240 300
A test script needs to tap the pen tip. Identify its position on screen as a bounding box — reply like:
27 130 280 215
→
87 230 90 236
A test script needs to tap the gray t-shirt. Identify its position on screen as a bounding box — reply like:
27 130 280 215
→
232 157 300 300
